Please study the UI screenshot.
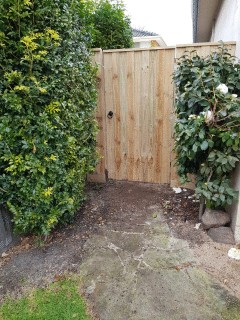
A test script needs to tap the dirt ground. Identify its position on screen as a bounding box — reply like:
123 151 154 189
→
0 180 240 304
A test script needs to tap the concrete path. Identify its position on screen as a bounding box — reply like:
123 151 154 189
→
80 209 240 320
1 181 240 319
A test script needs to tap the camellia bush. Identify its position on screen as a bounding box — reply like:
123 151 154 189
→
0 0 98 234
173 45 240 209
92 0 133 50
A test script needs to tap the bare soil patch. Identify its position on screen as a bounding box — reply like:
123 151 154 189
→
0 181 239 303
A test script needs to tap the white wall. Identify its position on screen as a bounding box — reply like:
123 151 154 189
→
230 147 240 241
133 40 151 49
211 0 240 57
211 0 240 242
229 165 240 241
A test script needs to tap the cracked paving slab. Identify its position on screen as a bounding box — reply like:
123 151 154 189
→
80 213 240 320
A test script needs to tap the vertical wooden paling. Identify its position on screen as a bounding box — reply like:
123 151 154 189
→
153 49 163 183
126 51 135 181
140 50 150 182
118 52 128 179
147 50 157 182
112 52 121 180
104 52 115 180
161 48 175 183
133 51 141 181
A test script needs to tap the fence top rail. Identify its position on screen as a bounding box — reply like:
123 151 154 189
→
92 48 102 52
100 41 236 53
176 41 236 48
103 47 175 53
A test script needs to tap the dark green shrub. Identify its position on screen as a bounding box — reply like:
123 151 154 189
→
173 46 240 209
0 0 98 234
92 0 133 50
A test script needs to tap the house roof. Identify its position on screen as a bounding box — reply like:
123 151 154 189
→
192 0 223 42
132 28 159 38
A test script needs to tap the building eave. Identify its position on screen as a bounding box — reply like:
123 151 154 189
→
192 0 223 42
133 36 167 47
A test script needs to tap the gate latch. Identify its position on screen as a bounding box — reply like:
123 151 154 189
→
107 111 113 119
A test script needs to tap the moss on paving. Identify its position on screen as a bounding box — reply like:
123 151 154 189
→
221 304 240 320
0 279 91 320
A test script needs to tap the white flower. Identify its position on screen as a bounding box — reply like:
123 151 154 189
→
216 83 228 94
232 94 238 98
188 114 196 120
202 110 213 123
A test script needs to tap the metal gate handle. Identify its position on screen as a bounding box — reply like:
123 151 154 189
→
107 111 113 119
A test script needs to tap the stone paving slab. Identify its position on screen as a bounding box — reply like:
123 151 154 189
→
80 213 240 320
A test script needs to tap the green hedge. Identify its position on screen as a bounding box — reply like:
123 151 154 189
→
173 46 240 209
0 0 98 234
92 0 133 50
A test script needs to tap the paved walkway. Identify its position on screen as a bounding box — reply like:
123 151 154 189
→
1 182 240 319
80 206 240 319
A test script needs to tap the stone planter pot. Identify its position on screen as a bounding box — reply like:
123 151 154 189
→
0 206 13 254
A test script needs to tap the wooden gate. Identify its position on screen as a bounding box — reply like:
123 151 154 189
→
104 48 174 183
89 43 236 185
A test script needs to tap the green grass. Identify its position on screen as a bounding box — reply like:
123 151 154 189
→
0 279 92 320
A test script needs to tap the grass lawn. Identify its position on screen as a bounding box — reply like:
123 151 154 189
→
0 279 92 320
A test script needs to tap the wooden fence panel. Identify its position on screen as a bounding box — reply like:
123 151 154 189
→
175 42 236 59
90 42 236 186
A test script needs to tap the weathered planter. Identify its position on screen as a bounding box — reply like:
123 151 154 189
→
0 206 13 254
